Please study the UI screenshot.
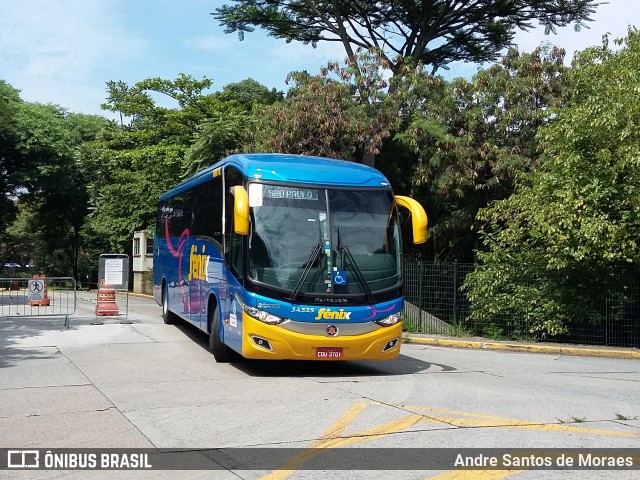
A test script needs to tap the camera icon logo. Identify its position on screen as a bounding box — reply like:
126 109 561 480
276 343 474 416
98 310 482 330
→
7 450 40 468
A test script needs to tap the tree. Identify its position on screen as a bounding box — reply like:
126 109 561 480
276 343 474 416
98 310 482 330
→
396 45 571 261
213 0 597 78
81 123 188 253
464 29 640 337
0 80 109 277
248 50 411 162
214 1 595 167
0 81 24 264
215 78 283 106
11 102 107 277
250 71 360 159
32 112 107 278
86 75 265 252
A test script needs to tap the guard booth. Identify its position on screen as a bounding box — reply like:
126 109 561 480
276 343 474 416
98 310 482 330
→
94 254 130 324
132 230 153 294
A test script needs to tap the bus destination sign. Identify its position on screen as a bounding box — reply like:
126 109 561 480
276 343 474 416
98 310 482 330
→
265 186 318 201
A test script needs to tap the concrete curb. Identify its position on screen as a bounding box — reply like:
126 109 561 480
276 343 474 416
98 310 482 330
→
403 334 640 360
128 292 154 299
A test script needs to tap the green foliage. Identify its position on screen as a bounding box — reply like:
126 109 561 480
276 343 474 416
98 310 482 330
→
1 74 277 277
81 125 186 251
465 29 640 336
86 74 268 252
0 80 24 253
215 78 282 106
91 75 215 252
249 70 362 160
0 81 108 276
23 110 107 276
214 0 598 76
465 260 614 336
249 49 416 165
396 45 571 261
184 98 254 176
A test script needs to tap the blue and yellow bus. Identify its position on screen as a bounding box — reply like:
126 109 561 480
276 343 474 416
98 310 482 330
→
154 153 427 362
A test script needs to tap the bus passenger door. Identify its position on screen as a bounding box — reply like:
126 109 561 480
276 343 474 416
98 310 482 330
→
222 166 246 353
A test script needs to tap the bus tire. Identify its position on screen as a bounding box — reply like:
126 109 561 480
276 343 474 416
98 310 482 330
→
209 304 231 362
162 284 177 325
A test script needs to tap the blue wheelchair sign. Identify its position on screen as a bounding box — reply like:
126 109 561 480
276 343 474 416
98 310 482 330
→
333 270 347 286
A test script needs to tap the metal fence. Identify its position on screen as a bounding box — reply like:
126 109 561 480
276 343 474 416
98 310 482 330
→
0 277 77 327
403 262 640 348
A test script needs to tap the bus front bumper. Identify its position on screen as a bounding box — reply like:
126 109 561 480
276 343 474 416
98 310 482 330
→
240 312 403 361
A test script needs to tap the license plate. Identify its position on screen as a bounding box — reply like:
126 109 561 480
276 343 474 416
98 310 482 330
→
316 347 343 359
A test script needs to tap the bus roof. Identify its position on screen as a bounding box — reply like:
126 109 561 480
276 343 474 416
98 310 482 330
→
162 154 392 199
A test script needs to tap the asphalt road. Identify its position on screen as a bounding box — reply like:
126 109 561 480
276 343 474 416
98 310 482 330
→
0 291 638 479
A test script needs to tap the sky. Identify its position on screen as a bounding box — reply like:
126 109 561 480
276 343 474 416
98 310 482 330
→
1 0 638 119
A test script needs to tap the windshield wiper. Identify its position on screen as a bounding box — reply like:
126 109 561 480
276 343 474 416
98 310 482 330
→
289 244 322 302
339 245 375 304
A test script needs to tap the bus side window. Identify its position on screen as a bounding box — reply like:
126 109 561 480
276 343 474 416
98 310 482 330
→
166 193 189 238
224 166 245 280
210 174 224 248
192 176 223 253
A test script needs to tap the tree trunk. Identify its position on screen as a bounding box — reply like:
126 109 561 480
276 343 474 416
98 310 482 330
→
361 149 376 167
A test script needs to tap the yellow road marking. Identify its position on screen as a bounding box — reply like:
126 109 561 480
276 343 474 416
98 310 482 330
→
260 406 422 480
318 401 370 439
259 401 370 480
426 470 524 480
398 404 640 438
260 402 639 480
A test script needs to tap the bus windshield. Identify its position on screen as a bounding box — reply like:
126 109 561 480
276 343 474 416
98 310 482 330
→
247 184 402 301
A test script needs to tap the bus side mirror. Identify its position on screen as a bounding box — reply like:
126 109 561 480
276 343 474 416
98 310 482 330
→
395 195 428 244
232 186 249 235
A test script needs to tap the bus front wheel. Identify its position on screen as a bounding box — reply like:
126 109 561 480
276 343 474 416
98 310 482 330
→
209 305 231 362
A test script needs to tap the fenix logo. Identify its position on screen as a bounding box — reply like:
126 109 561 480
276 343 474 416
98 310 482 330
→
314 308 352 320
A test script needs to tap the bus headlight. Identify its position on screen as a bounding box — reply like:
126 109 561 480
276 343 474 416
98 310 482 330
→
235 295 287 325
375 312 402 326
245 306 286 325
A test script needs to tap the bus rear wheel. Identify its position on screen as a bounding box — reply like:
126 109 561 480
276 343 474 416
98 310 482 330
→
162 284 177 325
209 305 231 362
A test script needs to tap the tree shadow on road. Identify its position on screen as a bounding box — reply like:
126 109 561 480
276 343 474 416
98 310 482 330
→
0 316 68 369
0 345 61 369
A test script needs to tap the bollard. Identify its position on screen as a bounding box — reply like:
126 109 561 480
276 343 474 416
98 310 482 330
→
95 279 119 316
